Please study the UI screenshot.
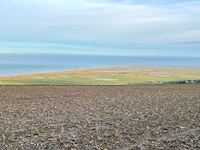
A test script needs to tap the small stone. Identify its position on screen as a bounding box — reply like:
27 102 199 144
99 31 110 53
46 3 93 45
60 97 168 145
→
97 137 103 141
89 141 93 144
17 124 21 129
156 147 164 149
48 137 57 141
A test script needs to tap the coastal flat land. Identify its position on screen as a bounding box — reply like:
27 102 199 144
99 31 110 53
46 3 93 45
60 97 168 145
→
0 66 200 85
0 86 199 149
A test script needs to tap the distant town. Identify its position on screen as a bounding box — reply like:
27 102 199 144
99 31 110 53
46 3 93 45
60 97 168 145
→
152 79 200 85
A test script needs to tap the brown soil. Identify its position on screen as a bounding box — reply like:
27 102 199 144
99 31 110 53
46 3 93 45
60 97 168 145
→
0 86 199 150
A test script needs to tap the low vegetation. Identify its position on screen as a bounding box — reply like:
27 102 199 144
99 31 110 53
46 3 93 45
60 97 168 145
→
0 66 200 85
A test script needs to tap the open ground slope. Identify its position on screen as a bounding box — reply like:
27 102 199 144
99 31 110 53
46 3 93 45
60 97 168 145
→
0 66 200 85
0 86 199 149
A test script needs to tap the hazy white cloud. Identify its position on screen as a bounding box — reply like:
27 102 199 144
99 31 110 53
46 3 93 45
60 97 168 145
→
0 0 200 56
167 41 200 45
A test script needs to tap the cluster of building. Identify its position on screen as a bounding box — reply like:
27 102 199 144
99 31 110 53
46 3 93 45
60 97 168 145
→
172 80 200 84
151 79 200 85
185 80 200 83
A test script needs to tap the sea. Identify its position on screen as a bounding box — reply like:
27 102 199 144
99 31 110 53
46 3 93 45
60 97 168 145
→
0 53 200 77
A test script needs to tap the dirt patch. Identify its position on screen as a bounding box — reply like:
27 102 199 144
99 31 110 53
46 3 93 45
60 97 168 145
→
0 86 199 149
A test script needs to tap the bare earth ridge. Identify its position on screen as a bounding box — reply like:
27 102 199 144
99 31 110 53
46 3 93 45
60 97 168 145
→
0 86 199 149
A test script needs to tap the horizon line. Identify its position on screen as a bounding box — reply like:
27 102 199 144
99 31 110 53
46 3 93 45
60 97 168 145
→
1 53 200 58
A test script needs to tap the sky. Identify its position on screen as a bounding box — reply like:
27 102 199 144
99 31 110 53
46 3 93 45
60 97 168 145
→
0 0 200 56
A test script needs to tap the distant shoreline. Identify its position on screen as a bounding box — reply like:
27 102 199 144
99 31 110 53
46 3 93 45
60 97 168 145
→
1 66 200 86
0 67 100 80
1 54 200 77
1 66 199 79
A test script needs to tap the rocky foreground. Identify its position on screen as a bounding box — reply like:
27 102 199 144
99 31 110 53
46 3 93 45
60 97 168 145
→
0 86 199 150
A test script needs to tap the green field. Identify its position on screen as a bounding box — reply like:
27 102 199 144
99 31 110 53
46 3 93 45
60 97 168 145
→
0 66 200 85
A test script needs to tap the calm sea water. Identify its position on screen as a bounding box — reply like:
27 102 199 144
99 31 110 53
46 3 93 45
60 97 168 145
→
0 54 200 77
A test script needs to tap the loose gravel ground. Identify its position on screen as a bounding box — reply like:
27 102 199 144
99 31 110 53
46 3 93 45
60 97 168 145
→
0 86 199 150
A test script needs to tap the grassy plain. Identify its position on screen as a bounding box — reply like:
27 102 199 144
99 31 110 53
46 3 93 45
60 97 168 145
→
0 66 200 85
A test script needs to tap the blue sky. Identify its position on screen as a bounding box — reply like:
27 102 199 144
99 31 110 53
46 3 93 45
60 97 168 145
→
0 0 200 56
